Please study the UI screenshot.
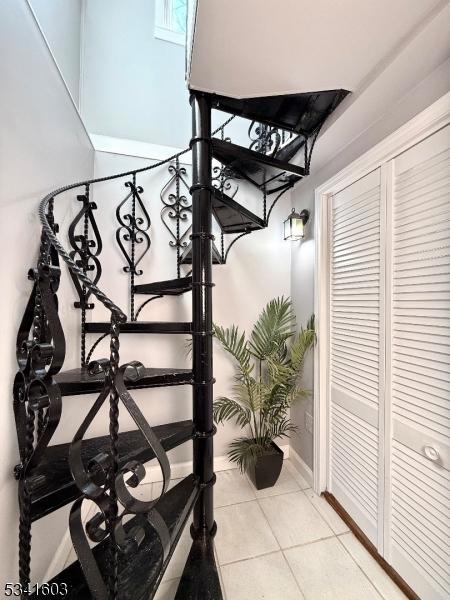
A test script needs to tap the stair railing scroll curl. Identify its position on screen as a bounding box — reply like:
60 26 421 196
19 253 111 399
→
116 177 151 321
160 157 192 278
14 200 65 595
68 189 103 367
67 357 173 599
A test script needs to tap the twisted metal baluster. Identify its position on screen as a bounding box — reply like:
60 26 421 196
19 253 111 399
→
130 174 136 320
108 315 120 599
175 158 181 278
18 405 34 597
263 183 267 226
220 232 225 264
81 184 90 366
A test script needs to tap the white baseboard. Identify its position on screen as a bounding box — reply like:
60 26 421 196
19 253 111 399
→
289 446 313 488
44 444 290 580
141 443 289 484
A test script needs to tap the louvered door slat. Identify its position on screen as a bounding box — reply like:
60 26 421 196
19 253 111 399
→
388 125 450 600
329 168 382 546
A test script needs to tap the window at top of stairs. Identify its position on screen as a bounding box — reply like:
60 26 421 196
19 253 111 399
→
155 0 187 46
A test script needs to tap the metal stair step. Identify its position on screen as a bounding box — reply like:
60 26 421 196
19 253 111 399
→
175 534 223 599
28 421 195 522
212 187 265 234
134 276 193 296
55 367 192 396
212 138 304 194
179 241 224 265
30 475 200 600
208 89 349 135
85 321 192 334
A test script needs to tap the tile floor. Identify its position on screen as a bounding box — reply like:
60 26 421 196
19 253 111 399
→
155 461 407 599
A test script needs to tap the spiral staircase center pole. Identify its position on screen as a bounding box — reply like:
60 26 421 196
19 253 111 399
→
190 92 216 537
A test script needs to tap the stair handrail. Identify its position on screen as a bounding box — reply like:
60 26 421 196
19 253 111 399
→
38 115 236 322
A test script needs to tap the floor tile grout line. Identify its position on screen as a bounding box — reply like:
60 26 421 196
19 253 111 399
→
215 483 311 510
251 492 307 598
281 532 339 551
281 548 307 599
218 530 346 569
335 532 386 599
283 461 313 490
299 487 350 536
215 497 281 568
217 562 228 600
216 472 310 506
255 489 336 550
219 548 283 568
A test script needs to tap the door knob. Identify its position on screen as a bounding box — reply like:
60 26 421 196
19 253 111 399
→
423 445 440 462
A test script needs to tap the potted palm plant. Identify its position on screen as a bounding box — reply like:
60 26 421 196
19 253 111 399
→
213 297 315 489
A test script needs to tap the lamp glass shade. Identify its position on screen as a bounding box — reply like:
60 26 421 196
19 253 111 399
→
284 210 304 240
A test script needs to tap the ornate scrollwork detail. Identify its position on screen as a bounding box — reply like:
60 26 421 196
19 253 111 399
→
114 361 171 560
69 495 111 600
69 359 112 499
14 233 65 476
248 121 282 155
160 158 192 277
212 163 239 199
114 362 170 511
14 208 65 590
116 181 151 277
68 194 103 310
68 359 172 597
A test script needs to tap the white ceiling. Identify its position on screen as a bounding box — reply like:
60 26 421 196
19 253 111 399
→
188 0 445 98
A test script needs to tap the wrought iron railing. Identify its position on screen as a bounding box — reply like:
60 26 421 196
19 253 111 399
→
13 111 305 598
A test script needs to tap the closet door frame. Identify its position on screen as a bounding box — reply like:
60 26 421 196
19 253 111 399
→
313 92 450 500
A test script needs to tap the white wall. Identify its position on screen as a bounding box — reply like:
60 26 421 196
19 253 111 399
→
28 0 83 107
0 0 94 583
290 57 450 469
82 0 191 149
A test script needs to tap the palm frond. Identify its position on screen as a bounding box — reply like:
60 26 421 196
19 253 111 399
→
248 296 295 360
287 315 316 382
266 418 298 442
230 381 263 412
213 323 252 378
227 437 266 472
213 397 252 428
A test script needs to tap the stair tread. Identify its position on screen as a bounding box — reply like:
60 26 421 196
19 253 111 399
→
175 535 223 599
134 276 193 296
85 321 192 334
212 138 303 194
180 242 223 265
212 188 264 233
55 366 192 396
208 89 350 134
31 475 200 600
28 421 194 522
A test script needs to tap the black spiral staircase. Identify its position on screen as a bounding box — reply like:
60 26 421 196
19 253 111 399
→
13 89 348 599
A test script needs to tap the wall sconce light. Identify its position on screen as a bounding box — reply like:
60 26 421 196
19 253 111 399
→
284 208 310 241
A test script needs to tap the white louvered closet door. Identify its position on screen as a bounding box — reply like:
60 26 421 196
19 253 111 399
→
329 169 383 547
387 125 450 600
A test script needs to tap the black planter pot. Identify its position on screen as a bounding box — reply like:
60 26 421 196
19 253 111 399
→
246 441 284 490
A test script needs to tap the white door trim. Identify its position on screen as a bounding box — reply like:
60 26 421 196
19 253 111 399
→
313 91 450 494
